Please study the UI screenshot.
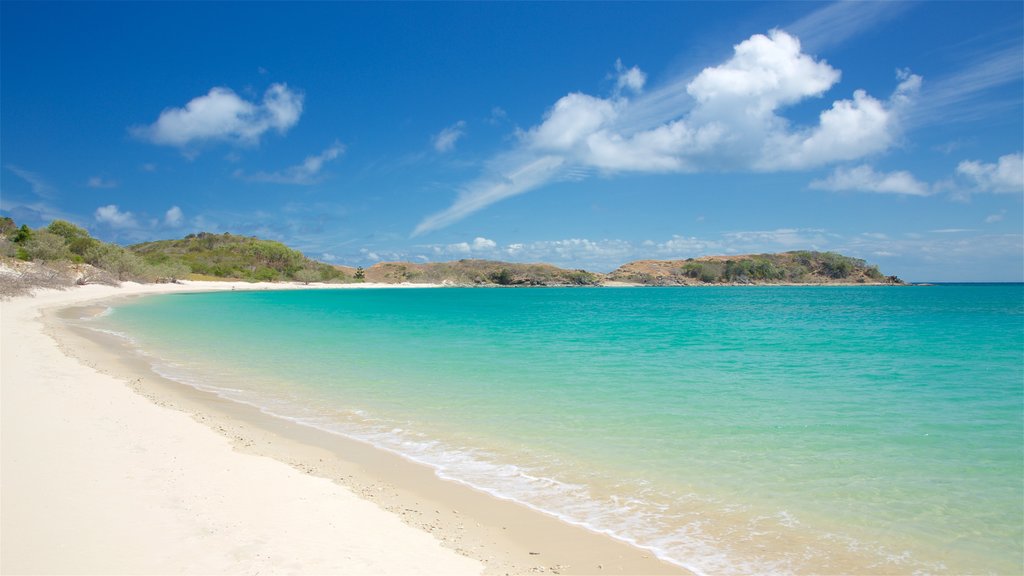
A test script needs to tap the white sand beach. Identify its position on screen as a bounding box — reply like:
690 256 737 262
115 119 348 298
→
1 281 483 575
1 281 682 575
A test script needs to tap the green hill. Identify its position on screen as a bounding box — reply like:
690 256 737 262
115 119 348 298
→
363 259 600 286
606 251 902 285
2 218 903 290
130 232 350 283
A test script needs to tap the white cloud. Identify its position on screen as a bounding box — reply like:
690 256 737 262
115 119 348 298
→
472 236 497 250
956 153 1024 194
433 121 467 152
501 238 636 267
238 141 345 185
810 164 931 196
414 29 916 235
985 211 1006 224
132 83 304 147
687 30 839 112
652 235 722 257
87 176 118 189
94 204 138 228
614 59 647 94
527 93 617 151
428 236 499 256
723 228 830 249
164 206 184 227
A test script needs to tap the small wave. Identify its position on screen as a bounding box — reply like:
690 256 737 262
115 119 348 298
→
84 326 136 344
101 338 930 576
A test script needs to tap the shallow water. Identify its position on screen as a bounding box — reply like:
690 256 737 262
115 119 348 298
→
92 286 1024 575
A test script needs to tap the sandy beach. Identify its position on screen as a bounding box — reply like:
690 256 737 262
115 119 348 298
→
1 281 682 575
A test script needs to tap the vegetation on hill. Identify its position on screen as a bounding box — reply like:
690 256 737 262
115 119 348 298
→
130 232 350 283
362 259 601 286
606 252 902 285
1 217 903 296
1 216 188 286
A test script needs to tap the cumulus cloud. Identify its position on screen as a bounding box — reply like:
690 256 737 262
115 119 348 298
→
414 29 917 235
94 204 138 228
810 164 931 196
956 153 1024 194
614 59 647 95
237 141 345 185
132 83 304 147
433 121 467 152
429 236 499 256
164 206 184 227
687 30 838 112
86 176 118 189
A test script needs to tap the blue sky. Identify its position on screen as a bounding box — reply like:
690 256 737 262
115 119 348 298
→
2 1 1021 281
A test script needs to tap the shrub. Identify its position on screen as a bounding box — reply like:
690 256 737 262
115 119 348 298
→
23 230 72 261
819 252 853 278
148 261 191 283
682 261 723 283
490 268 514 285
293 268 321 285
0 217 16 237
11 225 32 244
85 244 146 281
253 267 279 282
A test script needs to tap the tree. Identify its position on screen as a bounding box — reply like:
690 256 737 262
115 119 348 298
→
490 268 514 285
354 266 365 280
149 261 191 283
11 224 32 244
47 220 97 257
23 230 72 261
85 244 146 281
0 216 16 237
293 268 320 285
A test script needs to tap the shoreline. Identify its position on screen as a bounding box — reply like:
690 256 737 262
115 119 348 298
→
2 281 683 575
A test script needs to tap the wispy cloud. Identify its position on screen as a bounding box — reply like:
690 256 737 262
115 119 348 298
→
722 228 832 249
0 198 74 225
985 210 1006 224
236 141 345 185
785 1 916 53
87 176 118 189
6 165 56 199
810 164 932 196
906 46 1024 126
414 29 919 235
433 121 467 153
403 227 1021 281
131 83 304 148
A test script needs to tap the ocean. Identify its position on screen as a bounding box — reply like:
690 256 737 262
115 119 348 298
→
89 285 1023 575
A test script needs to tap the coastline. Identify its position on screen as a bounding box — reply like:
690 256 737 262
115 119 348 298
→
2 281 683 575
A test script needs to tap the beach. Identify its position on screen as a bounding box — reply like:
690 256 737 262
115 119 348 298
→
1 281 680 575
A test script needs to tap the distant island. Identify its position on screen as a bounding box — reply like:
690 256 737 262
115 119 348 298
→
0 217 903 297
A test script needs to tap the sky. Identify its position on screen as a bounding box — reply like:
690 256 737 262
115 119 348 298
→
1 1 1022 282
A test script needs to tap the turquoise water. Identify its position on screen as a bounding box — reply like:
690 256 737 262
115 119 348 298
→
92 286 1023 574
